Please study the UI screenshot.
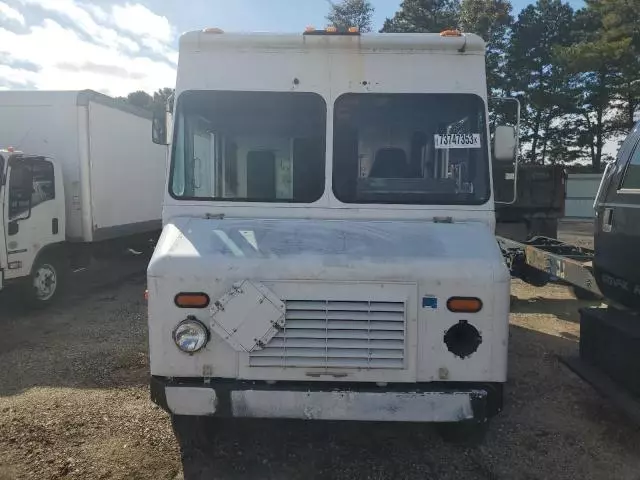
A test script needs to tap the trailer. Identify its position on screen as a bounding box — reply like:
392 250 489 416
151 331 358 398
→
0 90 167 306
498 234 601 300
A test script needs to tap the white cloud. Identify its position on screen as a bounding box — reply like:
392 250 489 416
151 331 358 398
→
80 3 110 23
0 64 34 86
18 0 141 53
0 2 177 96
26 0 178 63
0 1 26 26
140 36 178 64
112 3 173 43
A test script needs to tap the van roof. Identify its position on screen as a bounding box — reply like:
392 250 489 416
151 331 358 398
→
179 31 485 55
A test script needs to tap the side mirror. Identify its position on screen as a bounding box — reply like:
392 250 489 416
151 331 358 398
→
493 125 517 161
152 110 168 145
8 220 19 236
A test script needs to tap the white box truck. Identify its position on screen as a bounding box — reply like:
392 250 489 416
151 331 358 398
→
0 90 167 306
147 28 518 443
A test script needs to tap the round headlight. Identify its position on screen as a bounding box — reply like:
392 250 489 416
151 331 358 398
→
173 317 209 353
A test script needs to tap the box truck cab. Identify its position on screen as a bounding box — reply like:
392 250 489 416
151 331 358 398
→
0 91 166 306
0 150 65 302
148 28 518 441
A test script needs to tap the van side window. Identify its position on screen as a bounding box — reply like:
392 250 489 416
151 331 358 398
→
620 142 640 190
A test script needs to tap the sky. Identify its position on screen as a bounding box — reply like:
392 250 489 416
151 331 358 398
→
0 0 585 97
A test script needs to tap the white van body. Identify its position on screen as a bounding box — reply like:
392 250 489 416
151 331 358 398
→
148 30 510 426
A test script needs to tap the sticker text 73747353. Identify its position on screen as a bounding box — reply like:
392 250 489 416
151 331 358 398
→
434 133 481 149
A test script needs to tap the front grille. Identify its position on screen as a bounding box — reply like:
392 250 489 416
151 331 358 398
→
249 300 406 369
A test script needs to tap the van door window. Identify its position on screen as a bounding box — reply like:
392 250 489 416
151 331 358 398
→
620 141 640 190
9 159 55 220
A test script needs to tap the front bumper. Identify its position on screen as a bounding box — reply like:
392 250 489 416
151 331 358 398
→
151 377 503 423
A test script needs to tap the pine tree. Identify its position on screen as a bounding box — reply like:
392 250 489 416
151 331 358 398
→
380 0 460 33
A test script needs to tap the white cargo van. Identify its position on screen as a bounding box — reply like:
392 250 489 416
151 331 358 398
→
148 28 518 441
0 90 166 306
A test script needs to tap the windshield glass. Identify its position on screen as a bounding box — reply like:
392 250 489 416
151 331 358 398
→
332 93 490 205
170 91 326 202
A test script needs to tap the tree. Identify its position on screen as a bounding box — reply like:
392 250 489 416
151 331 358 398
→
554 0 640 170
326 0 375 32
506 0 575 164
459 0 511 42
381 0 460 33
586 0 640 132
118 88 175 114
459 0 513 95
125 90 153 109
555 7 621 170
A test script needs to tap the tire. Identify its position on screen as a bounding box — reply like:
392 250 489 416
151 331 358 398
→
436 421 489 447
23 255 65 308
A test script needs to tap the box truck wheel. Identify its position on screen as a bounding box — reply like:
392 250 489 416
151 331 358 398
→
24 255 65 307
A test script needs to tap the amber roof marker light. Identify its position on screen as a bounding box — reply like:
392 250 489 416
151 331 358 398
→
440 29 463 37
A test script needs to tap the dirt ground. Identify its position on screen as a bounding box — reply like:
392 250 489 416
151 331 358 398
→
558 219 595 249
1 224 639 480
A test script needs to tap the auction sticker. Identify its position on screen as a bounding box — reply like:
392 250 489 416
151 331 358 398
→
434 133 481 149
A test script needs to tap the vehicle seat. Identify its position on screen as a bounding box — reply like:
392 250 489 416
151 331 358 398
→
369 148 409 178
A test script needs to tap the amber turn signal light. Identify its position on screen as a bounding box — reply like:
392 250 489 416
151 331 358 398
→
174 293 210 308
447 297 483 313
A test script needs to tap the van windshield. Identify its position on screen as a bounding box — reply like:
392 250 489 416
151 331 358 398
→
332 93 490 205
170 91 326 203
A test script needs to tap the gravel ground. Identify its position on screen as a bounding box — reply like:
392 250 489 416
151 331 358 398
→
1 240 639 479
0 257 181 480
